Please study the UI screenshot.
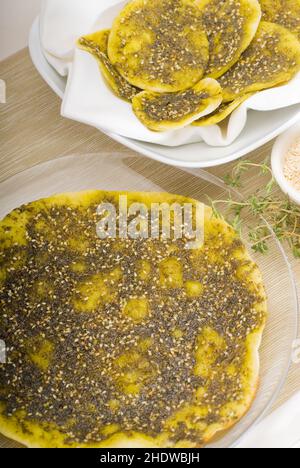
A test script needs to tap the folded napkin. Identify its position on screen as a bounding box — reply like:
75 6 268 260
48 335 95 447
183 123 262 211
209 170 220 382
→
40 0 300 147
237 391 300 449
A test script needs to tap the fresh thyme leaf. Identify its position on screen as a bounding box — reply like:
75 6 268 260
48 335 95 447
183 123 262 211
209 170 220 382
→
292 245 300 258
207 196 224 220
266 178 276 195
211 159 300 258
223 174 241 188
252 240 269 255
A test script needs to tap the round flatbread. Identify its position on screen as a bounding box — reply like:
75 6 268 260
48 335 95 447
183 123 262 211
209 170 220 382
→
0 191 267 448
132 78 222 131
197 0 261 79
108 0 209 92
78 30 140 102
260 0 300 40
193 94 253 126
219 21 300 102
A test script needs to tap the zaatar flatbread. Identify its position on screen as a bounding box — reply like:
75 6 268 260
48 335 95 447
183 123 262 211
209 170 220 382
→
196 0 262 79
132 78 222 131
193 94 253 126
219 21 300 102
108 0 209 92
78 30 139 102
0 191 267 448
260 0 300 40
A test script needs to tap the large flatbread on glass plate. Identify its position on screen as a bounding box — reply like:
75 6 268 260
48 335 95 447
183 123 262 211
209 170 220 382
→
0 191 267 448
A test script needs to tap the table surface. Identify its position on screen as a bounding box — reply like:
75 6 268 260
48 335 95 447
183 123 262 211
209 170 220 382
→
0 49 299 447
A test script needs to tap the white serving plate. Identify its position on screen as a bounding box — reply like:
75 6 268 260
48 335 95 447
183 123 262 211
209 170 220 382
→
29 18 300 168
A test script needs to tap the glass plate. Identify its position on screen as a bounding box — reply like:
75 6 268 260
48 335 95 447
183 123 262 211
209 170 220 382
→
0 153 298 448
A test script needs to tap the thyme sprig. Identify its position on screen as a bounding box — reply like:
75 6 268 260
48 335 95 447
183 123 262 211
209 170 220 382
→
210 159 300 258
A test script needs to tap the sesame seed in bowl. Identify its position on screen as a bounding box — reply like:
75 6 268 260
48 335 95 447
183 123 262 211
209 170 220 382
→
271 121 300 205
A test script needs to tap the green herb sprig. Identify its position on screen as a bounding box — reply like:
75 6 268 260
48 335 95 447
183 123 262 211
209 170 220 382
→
210 159 300 258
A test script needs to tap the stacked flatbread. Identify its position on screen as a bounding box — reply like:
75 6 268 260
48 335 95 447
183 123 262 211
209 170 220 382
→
78 0 300 131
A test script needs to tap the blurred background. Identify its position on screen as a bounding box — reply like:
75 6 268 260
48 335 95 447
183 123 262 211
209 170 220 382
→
0 0 41 60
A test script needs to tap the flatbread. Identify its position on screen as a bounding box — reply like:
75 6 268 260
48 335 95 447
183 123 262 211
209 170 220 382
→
0 191 267 448
78 30 139 102
219 21 300 101
108 0 209 92
197 0 261 79
132 78 222 131
193 94 253 126
260 0 300 40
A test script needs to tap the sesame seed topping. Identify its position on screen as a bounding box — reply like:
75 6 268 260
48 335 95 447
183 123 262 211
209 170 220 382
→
0 197 266 445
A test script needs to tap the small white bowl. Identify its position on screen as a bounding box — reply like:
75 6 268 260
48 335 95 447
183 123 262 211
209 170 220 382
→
271 121 300 205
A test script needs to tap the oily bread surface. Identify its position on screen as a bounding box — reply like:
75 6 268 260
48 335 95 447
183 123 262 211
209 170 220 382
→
0 191 267 448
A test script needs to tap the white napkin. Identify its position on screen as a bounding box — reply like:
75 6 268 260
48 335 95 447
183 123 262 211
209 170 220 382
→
40 0 300 147
40 0 107 76
237 391 300 449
